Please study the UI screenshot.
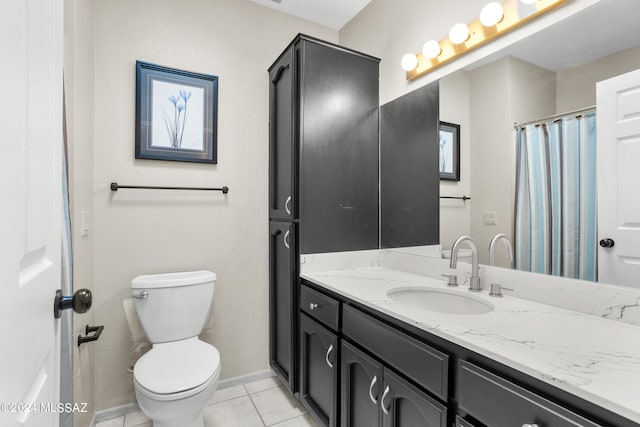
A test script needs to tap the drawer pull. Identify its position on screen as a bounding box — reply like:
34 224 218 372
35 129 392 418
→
325 345 334 368
381 385 391 415
368 375 378 405
522 424 539 427
309 303 319 310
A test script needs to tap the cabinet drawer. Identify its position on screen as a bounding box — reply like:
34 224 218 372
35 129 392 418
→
342 304 449 401
459 361 603 427
301 285 340 331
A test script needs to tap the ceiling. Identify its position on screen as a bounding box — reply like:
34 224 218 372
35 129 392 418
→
246 0 371 30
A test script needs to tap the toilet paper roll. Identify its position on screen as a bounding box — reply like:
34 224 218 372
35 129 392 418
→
123 298 151 368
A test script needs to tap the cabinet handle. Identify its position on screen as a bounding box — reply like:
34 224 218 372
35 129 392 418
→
271 64 289 84
368 375 378 405
283 230 290 249
309 303 319 310
381 385 391 415
522 424 539 427
285 196 292 215
325 345 334 368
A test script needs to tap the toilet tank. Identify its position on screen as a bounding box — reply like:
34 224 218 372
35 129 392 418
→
131 271 216 343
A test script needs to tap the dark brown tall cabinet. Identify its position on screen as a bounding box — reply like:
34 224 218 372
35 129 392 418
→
268 34 380 394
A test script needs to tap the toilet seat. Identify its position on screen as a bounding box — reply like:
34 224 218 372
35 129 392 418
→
134 337 220 401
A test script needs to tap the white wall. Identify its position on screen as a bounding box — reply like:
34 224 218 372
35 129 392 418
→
556 45 640 112
439 71 471 249
68 0 337 411
469 57 555 266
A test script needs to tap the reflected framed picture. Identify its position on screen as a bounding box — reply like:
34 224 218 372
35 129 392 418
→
438 121 460 181
135 61 218 164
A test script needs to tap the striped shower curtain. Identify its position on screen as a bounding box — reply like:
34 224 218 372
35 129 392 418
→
514 112 597 281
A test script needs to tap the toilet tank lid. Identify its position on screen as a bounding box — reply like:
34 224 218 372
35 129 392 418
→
131 270 216 289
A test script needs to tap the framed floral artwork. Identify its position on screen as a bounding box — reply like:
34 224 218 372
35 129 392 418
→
438 121 460 181
135 61 218 164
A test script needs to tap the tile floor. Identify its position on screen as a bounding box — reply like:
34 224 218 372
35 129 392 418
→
95 377 319 427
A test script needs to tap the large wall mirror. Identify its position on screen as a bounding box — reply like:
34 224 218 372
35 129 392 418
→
437 0 640 288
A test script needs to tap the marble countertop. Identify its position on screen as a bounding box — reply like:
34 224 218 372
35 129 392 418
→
301 266 640 424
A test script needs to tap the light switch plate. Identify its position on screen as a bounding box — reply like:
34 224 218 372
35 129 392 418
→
81 211 89 236
483 211 497 225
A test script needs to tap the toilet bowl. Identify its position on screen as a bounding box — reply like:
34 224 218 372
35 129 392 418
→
131 271 220 427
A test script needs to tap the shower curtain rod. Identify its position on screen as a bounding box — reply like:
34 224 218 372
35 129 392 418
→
513 105 596 129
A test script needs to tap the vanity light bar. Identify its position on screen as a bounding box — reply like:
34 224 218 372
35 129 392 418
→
405 0 567 81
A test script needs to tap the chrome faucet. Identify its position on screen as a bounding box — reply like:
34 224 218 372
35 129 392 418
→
450 236 481 292
489 234 514 267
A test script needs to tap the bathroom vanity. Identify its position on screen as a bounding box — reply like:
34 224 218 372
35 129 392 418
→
297 259 640 427
267 29 640 427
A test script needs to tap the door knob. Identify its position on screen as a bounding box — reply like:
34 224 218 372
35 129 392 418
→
599 238 615 248
54 288 92 319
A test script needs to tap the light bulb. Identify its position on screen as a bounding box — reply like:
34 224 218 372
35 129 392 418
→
449 23 470 45
401 53 419 71
422 40 442 59
480 2 504 27
520 0 537 4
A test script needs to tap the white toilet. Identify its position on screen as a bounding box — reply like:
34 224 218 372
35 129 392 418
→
131 270 221 427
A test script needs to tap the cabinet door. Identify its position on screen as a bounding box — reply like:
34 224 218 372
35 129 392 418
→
380 81 439 248
298 40 379 253
299 313 338 427
269 221 297 392
269 46 297 220
341 341 383 427
381 370 447 427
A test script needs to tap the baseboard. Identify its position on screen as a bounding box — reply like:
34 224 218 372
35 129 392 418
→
90 369 275 426
218 369 275 390
92 402 140 426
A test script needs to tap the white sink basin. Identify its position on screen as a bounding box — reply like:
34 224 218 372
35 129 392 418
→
387 287 494 315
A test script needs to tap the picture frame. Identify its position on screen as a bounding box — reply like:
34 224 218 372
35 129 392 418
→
135 61 218 164
438 121 460 181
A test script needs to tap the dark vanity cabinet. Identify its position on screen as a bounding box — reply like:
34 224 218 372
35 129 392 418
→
342 305 448 427
299 284 341 426
268 34 380 394
299 282 448 427
341 341 447 427
299 281 631 427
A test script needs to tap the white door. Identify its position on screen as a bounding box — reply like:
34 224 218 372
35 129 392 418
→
0 0 64 425
597 68 640 288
